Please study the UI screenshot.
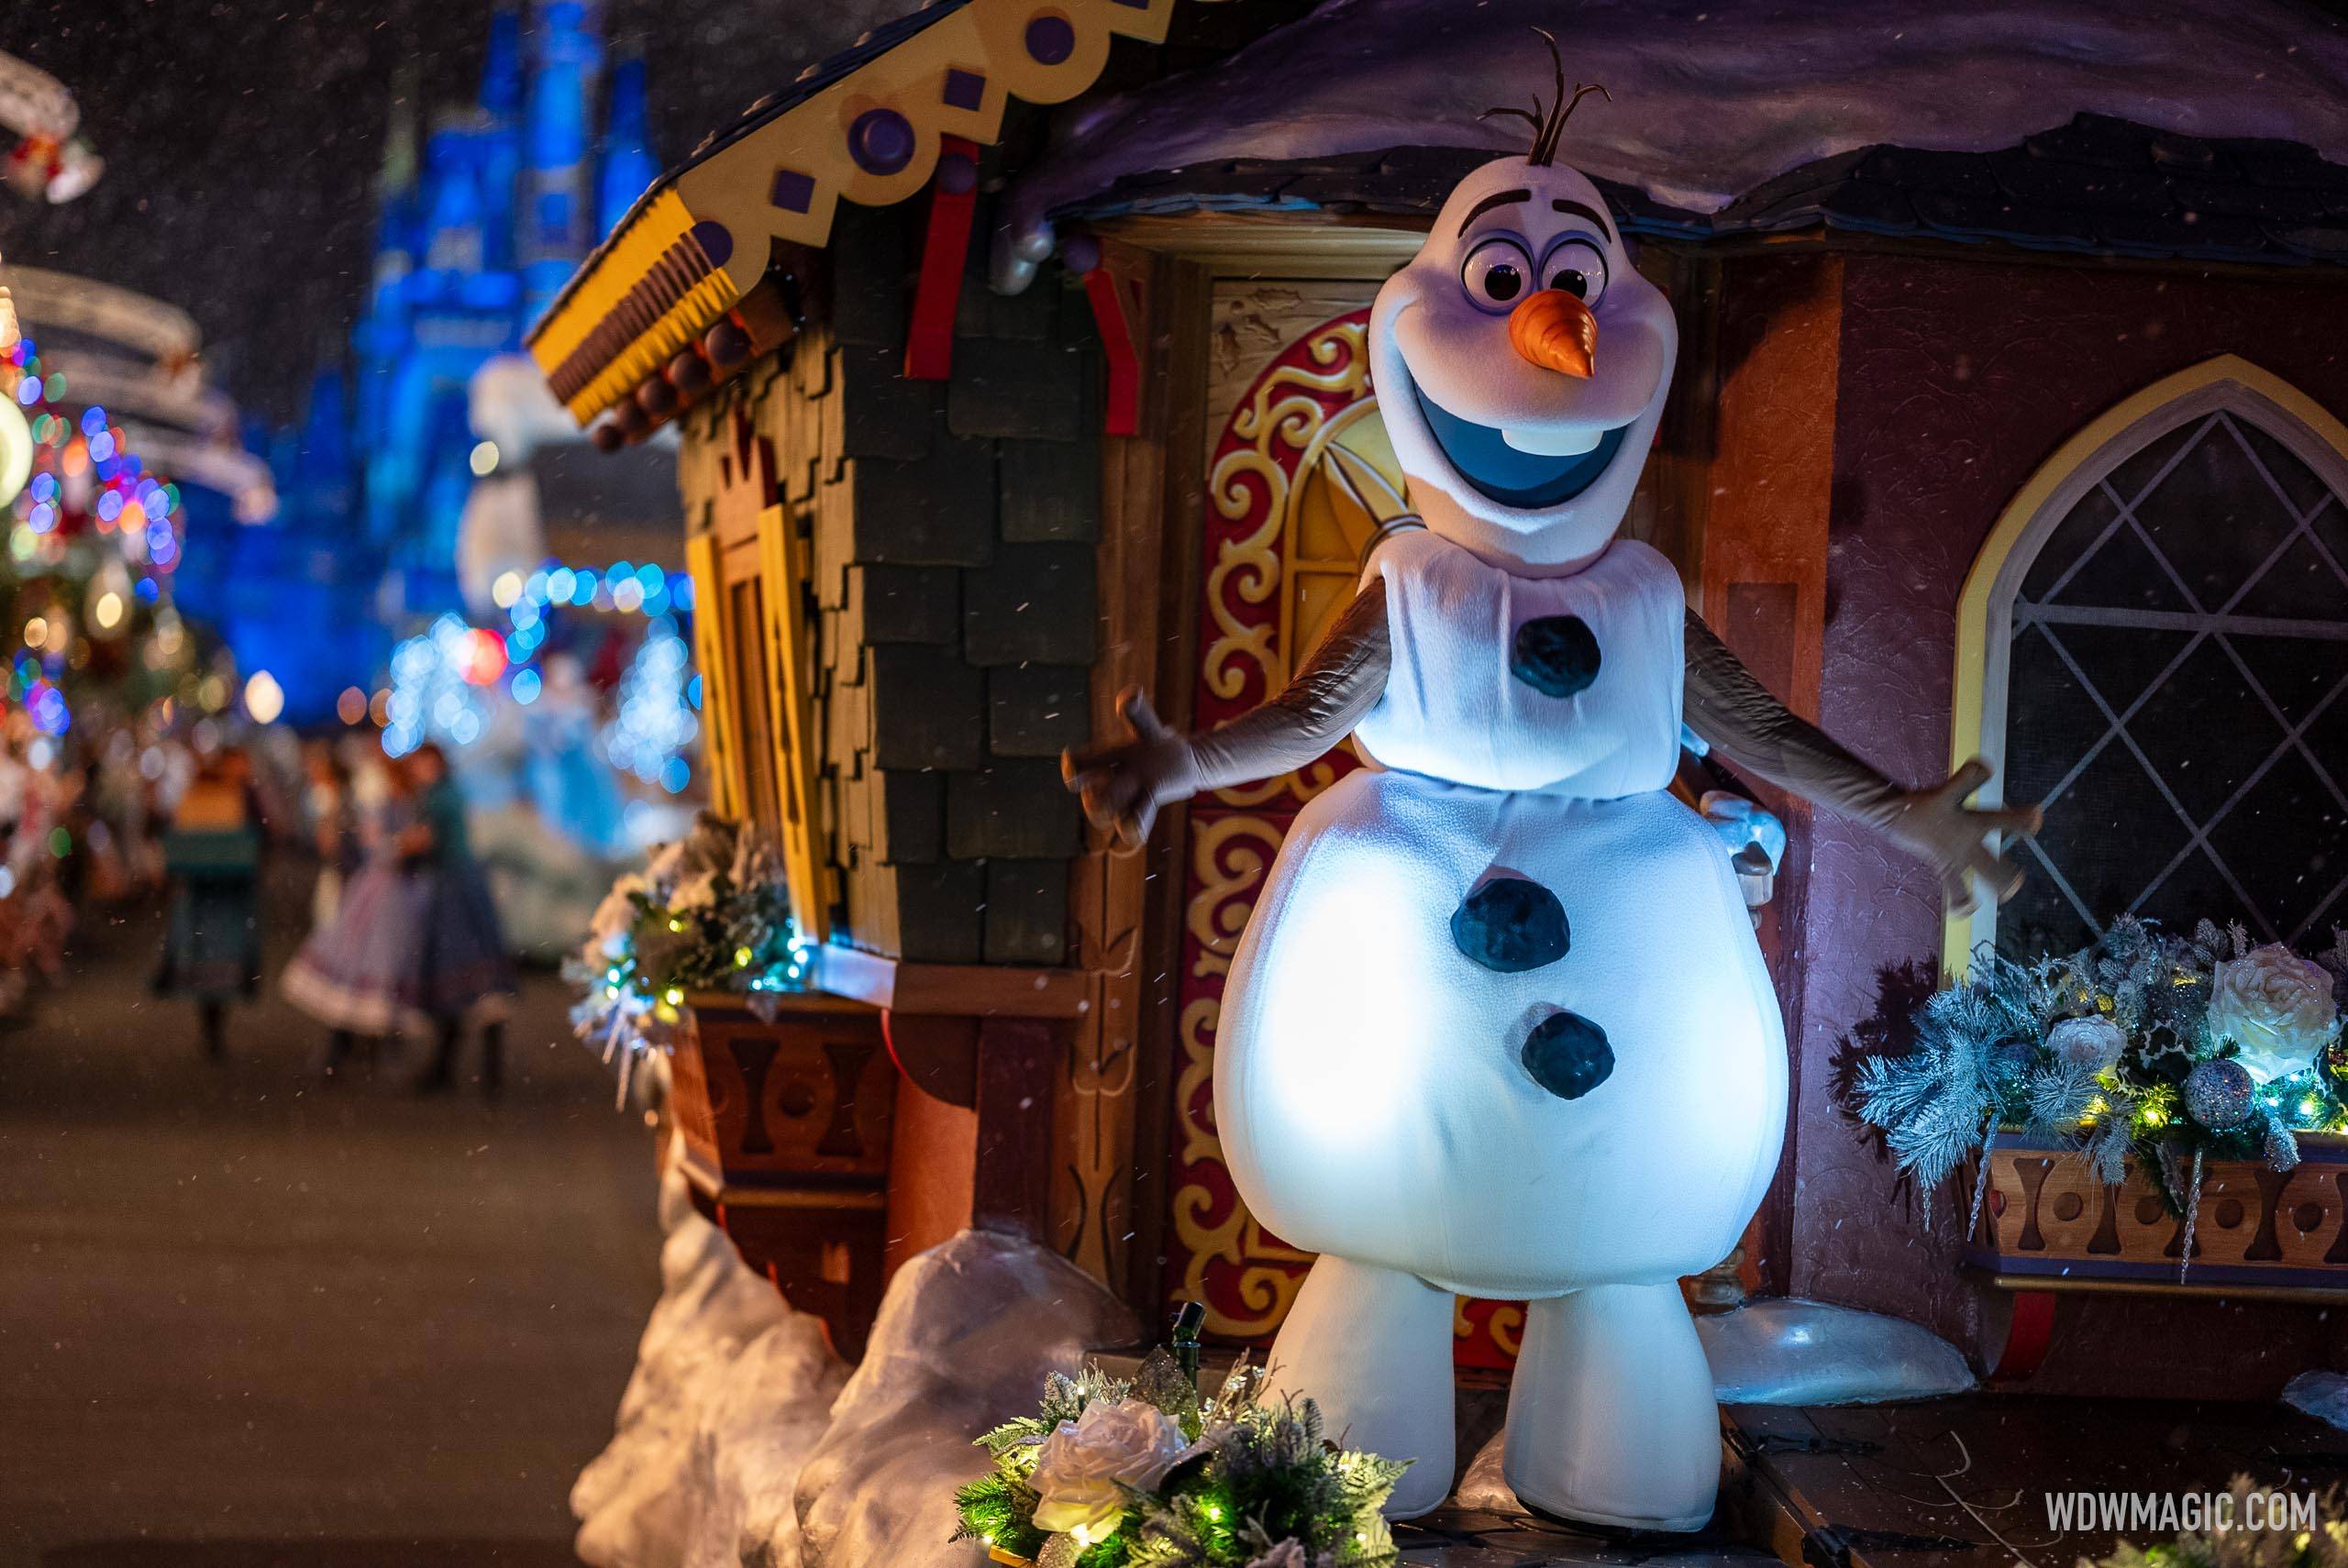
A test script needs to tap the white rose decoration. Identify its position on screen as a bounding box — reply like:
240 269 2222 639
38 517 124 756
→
2208 944 2341 1083
2047 1015 2126 1074
1027 1397 1191 1540
590 875 648 945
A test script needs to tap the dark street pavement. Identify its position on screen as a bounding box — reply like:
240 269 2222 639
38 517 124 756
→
0 875 662 1567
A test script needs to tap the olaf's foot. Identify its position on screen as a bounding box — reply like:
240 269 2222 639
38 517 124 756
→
1263 1254 1456 1519
1503 1283 1720 1532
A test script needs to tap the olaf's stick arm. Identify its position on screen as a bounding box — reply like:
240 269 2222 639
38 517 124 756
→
1064 587 1390 845
1191 586 1390 790
1681 613 2043 913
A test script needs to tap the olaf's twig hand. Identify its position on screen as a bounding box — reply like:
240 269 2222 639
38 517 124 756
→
1872 758 2044 917
1062 688 1198 847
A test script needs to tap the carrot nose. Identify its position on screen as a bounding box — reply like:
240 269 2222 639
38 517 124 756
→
1509 288 1597 379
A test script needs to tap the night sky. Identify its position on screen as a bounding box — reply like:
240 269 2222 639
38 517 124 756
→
0 0 898 424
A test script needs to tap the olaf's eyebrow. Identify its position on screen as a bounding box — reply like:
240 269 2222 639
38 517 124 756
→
1457 189 1531 234
1552 198 1615 243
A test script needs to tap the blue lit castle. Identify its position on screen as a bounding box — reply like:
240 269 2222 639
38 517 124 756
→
353 2 658 615
199 3 663 732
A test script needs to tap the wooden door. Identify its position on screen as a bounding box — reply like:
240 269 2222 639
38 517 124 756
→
1161 282 1528 1370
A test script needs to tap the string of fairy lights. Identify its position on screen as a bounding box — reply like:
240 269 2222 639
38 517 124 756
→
378 557 702 795
9 309 701 809
2 332 194 745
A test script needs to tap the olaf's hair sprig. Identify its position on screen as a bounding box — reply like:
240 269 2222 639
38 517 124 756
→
1480 28 1610 167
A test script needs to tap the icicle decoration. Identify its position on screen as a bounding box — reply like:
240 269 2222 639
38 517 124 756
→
1966 1127 1998 1242
2177 1148 2205 1285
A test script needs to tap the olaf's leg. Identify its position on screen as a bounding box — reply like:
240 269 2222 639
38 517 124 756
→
1263 1255 1455 1519
1504 1283 1718 1532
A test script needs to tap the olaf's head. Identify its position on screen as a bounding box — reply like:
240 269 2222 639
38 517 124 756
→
1371 59 1676 574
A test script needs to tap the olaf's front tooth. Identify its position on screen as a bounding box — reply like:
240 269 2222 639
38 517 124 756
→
1501 425 1602 457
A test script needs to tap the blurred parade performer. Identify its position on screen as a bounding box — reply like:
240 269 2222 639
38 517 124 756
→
281 745 428 1077
302 739 360 929
282 744 516 1093
404 743 517 1096
152 748 262 1058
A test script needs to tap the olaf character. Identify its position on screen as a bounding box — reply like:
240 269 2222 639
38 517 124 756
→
1066 48 2040 1532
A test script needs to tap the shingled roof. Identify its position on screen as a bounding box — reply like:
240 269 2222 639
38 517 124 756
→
1051 114 2348 267
524 0 1181 428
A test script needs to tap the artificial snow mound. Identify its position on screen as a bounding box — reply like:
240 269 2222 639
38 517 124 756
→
1697 1297 1975 1407
574 1153 1138 1568
2285 1369 2348 1433
793 1231 1140 1567
573 1157 848 1568
1004 0 2348 270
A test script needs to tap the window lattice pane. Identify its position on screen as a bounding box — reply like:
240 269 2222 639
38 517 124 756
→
2239 420 2331 517
2041 519 2192 613
2020 484 2120 602
2126 639 2280 822
2132 421 2300 606
1999 407 2348 954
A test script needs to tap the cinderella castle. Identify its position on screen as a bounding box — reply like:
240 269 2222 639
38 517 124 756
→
176 2 658 723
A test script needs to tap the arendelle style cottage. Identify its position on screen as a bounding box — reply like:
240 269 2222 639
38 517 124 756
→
533 0 2348 1558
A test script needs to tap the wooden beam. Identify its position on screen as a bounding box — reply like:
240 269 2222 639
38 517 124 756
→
756 500 834 942
903 137 980 381
809 944 1091 1018
1079 259 1141 436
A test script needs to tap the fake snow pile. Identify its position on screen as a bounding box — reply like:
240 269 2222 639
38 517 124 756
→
572 1165 846 1567
1697 1297 1974 1408
573 1157 1137 1568
1004 0 2348 271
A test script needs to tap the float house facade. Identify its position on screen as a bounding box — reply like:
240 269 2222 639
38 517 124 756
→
530 0 2348 1406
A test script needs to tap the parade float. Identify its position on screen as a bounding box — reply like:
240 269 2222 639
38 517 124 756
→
530 0 2348 1562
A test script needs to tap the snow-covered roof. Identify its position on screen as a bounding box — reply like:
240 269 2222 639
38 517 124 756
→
1044 116 2348 269
1001 0 2348 275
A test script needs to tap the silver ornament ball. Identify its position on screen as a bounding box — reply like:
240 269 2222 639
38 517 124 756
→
2183 1058 2254 1132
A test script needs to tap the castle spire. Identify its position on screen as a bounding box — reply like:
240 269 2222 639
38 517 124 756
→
597 50 656 237
520 0 604 325
481 6 525 124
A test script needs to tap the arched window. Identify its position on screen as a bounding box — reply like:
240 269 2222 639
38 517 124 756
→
1949 358 2348 968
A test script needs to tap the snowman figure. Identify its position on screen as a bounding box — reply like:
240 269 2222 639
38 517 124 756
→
1065 70 2040 1533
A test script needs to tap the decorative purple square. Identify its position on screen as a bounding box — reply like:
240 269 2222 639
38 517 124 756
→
770 168 815 213
942 68 985 111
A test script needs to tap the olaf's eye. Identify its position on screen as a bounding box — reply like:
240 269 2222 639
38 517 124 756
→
1539 237 1610 307
1459 237 1534 313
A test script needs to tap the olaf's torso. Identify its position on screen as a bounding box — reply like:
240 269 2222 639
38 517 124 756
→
1355 528 1685 796
1211 531 1785 1297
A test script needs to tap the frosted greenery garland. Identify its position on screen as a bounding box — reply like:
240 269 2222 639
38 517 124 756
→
1855 917 2348 1218
565 813 809 1102
952 1353 1408 1568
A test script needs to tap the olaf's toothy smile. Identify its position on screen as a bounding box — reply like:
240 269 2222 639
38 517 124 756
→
1411 379 1630 510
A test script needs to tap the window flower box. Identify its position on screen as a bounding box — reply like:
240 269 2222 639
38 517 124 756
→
1964 1132 2348 1299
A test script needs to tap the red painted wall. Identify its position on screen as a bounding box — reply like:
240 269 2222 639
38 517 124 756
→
1794 251 2348 1397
